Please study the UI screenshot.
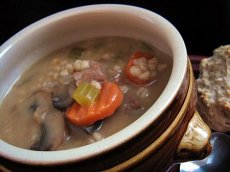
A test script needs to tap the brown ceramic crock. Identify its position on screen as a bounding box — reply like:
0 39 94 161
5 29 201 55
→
0 5 211 172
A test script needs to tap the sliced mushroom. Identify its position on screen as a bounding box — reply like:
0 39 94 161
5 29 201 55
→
82 120 104 134
30 123 47 150
28 91 53 110
52 84 74 110
80 120 104 142
31 108 65 151
29 91 65 151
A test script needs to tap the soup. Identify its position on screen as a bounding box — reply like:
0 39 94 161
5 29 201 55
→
0 37 172 151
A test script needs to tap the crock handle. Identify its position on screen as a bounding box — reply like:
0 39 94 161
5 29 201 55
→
176 111 212 162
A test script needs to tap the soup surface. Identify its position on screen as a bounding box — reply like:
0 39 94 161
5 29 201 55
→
0 37 172 150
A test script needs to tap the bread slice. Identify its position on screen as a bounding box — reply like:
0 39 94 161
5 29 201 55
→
197 45 230 132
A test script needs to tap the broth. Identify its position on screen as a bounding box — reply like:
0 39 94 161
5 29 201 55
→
0 37 172 150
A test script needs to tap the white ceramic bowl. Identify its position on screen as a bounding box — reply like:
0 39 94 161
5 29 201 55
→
0 4 187 167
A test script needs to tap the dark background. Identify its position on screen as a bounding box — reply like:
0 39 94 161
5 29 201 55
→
0 0 230 56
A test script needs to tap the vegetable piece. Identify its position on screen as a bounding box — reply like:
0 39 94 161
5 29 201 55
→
125 51 156 85
140 42 153 51
29 91 65 151
82 120 104 134
66 82 124 126
68 48 84 59
72 82 100 106
52 84 74 110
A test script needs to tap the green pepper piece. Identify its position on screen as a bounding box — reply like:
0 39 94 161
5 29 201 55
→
68 48 84 59
140 42 153 51
72 82 100 106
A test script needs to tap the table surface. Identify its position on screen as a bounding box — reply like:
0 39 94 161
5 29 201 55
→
0 0 230 55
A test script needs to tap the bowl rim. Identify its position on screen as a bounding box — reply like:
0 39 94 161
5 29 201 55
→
0 4 187 165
